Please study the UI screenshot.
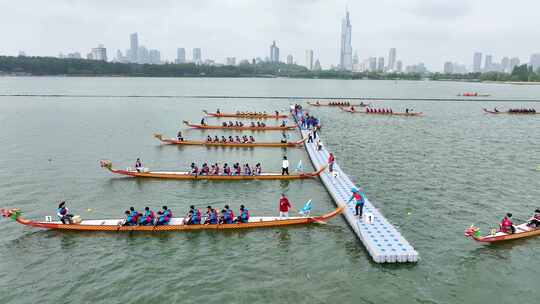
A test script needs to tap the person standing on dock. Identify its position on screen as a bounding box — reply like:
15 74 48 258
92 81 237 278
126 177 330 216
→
279 193 292 218
348 188 365 217
281 156 289 175
328 153 335 172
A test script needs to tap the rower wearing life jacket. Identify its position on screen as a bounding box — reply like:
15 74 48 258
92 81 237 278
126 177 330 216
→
185 205 201 225
225 204 234 222
139 207 155 226
255 163 262 175
156 206 172 226
190 163 199 176
234 163 241 175
223 163 231 175
201 163 210 176
129 207 140 224
123 210 135 226
206 135 212 142
177 131 184 141
221 136 227 143
249 135 255 143
135 158 143 172
236 205 250 223
527 209 540 228
235 136 242 143
228 136 234 143
205 206 218 224
213 163 220 175
244 163 252 175
57 201 73 224
500 213 515 234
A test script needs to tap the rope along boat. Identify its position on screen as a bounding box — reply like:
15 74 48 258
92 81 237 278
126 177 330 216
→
465 223 540 243
203 110 288 119
339 107 423 116
183 121 296 131
100 160 326 180
0 207 342 232
153 134 306 147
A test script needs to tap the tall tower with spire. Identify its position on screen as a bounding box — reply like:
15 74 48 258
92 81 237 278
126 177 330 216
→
339 10 353 71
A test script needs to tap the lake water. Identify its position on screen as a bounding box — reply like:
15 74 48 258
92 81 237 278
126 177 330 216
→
0 77 539 304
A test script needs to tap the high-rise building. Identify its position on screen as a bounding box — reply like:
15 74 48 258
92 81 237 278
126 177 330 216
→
138 46 149 63
509 57 520 72
377 57 385 72
270 41 280 63
130 33 139 63
473 52 482 73
484 54 493 71
396 60 403 73
530 53 540 70
443 61 454 74
339 10 353 71
286 55 293 65
388 48 396 71
176 48 186 64
368 57 377 72
149 49 161 64
226 57 236 65
91 44 107 61
193 48 202 64
305 49 314 70
501 57 510 73
352 51 359 65
313 59 321 71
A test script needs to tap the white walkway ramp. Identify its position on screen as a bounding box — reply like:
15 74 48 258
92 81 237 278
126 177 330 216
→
301 129 419 263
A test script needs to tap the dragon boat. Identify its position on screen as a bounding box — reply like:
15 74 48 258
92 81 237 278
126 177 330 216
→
100 160 326 180
183 121 296 131
464 223 540 243
307 101 369 107
0 207 342 232
483 108 538 115
339 107 423 116
153 134 306 148
203 110 288 119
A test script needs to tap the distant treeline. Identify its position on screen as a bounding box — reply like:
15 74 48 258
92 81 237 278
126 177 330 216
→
431 65 540 82
0 56 422 80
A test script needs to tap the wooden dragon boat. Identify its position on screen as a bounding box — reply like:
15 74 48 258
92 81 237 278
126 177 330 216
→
0 207 343 232
339 107 423 116
203 110 288 119
153 134 306 148
100 160 326 180
465 223 540 243
483 108 538 115
307 101 369 107
183 121 296 131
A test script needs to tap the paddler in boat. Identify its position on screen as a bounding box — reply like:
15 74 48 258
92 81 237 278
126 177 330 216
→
249 135 255 143
200 163 210 176
190 163 199 176
493 107 499 113
213 163 220 175
200 117 207 126
139 207 155 226
234 162 242 175
499 213 515 234
228 136 234 143
280 133 288 143
527 209 540 228
350 106 355 112
156 206 172 226
221 136 227 143
348 188 365 217
184 205 201 225
244 163 252 175
223 163 231 175
129 207 140 223
235 135 242 143
216 108 221 114
255 163 262 175
275 110 279 117
280 120 286 127
123 210 136 226
177 131 184 141
251 122 256 127
213 135 219 142
225 204 235 221
57 201 73 224
234 205 250 223
219 209 232 224
206 135 212 142
135 158 143 172
204 206 218 225
279 193 292 218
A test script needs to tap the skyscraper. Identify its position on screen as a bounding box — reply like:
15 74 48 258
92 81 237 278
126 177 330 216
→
368 57 377 72
130 33 138 63
193 48 202 64
501 57 510 73
176 48 186 64
270 41 280 62
473 52 482 73
396 60 403 73
313 59 321 71
91 44 107 61
443 61 453 74
484 54 493 72
530 53 540 70
388 48 396 71
339 10 353 71
286 55 293 65
305 49 314 70
377 57 385 72
148 49 161 64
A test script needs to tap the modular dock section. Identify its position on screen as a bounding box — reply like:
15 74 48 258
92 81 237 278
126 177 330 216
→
296 116 418 263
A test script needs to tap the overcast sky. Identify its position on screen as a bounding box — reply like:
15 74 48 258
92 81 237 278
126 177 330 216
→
1 0 539 71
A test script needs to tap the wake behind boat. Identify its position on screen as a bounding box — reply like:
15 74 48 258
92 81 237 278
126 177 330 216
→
154 134 306 148
100 160 326 180
0 207 342 232
183 121 296 131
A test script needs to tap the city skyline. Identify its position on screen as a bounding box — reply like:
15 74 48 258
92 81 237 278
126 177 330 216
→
1 0 540 71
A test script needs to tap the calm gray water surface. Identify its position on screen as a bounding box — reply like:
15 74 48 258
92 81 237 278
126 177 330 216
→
0 77 539 304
